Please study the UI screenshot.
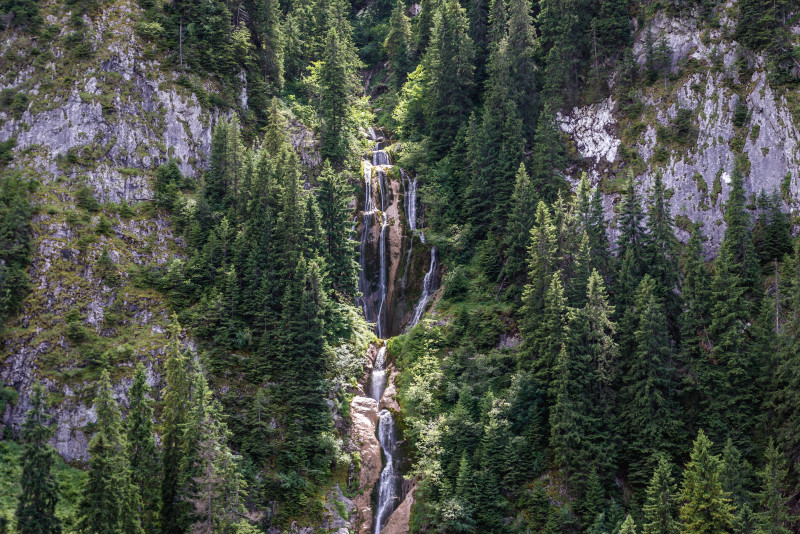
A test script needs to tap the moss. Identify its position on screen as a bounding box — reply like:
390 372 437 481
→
781 172 792 201
711 169 723 207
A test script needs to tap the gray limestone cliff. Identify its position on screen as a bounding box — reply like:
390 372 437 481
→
557 4 800 251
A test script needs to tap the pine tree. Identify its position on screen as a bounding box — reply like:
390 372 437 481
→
621 276 683 488
424 0 475 157
620 514 638 534
160 318 193 534
644 172 681 336
756 441 794 534
384 0 412 88
319 20 361 166
126 363 160 533
506 0 538 144
719 157 759 300
550 271 617 497
642 455 680 534
316 160 358 298
502 162 536 282
15 383 61 534
528 104 567 202
679 430 736 533
80 370 144 534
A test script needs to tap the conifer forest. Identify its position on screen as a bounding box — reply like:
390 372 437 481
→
2 0 800 532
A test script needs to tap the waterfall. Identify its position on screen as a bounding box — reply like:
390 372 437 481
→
358 161 376 323
373 150 391 166
409 247 439 328
370 347 387 403
370 347 399 533
375 169 389 339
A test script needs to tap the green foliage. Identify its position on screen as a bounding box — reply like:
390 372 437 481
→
642 455 680 534
155 160 182 212
679 430 736 533
15 384 61 534
126 364 159 533
79 370 144 534
0 172 33 323
75 184 100 213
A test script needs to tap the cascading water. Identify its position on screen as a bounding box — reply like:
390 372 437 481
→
358 160 376 323
402 170 424 244
355 128 441 531
370 347 399 533
409 247 439 329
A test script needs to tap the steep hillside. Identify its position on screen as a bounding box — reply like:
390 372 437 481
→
0 0 214 460
559 5 800 250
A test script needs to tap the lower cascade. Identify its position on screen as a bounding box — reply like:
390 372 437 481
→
371 348 399 533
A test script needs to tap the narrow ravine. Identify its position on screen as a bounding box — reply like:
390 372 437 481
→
353 128 441 533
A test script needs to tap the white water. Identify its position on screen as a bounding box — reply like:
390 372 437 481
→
402 170 425 244
358 161 376 322
409 247 439 328
370 347 398 533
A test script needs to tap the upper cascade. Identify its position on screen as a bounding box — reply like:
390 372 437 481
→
357 127 438 338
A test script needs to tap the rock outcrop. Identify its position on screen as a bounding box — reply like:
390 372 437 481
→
349 395 381 533
558 9 800 252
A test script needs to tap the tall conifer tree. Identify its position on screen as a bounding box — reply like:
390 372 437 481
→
15 384 61 534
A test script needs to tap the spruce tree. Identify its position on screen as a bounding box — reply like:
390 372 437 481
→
709 237 758 448
528 104 567 203
80 370 144 534
644 172 681 336
126 363 160 533
519 202 557 356
620 514 638 534
384 0 412 88
767 242 800 482
316 160 358 298
424 0 475 157
642 455 680 534
502 162 536 282
680 224 714 437
621 276 683 488
550 271 617 497
532 270 568 404
617 177 646 287
506 0 538 144
756 441 794 534
319 22 361 166
719 157 759 300
161 318 193 534
15 383 61 534
179 367 249 531
679 430 736 533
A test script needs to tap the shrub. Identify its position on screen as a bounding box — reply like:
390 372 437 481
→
75 184 100 212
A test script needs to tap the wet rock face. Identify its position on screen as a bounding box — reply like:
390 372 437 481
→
558 11 800 253
349 395 381 533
